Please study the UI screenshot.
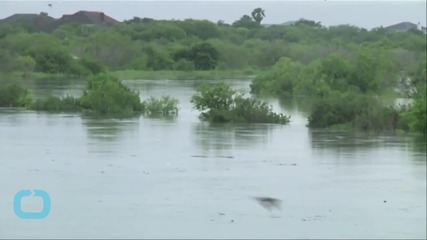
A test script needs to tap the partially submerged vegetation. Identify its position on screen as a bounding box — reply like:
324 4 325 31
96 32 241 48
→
2 73 179 118
0 83 33 107
141 96 179 116
306 90 403 132
252 55 426 134
31 95 80 112
191 82 290 124
79 73 143 116
0 8 425 132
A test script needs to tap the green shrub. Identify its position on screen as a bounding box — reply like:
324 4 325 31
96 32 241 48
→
400 86 426 134
78 58 106 75
0 83 33 107
231 95 290 123
191 82 235 112
251 57 303 96
191 82 290 124
308 91 404 132
141 96 179 116
29 47 73 74
131 56 148 70
79 73 143 116
30 95 80 112
173 59 196 71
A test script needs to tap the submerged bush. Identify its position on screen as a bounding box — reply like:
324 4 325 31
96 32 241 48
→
79 73 143 116
251 57 303 96
0 83 33 107
1 74 180 118
191 82 290 124
141 96 179 116
308 91 404 132
400 86 426 134
30 95 80 112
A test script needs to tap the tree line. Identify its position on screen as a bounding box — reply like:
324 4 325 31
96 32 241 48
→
0 8 425 77
0 8 425 134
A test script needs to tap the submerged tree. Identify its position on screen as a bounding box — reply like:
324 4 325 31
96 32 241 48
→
191 82 290 124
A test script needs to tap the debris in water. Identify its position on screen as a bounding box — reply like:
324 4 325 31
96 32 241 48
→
190 155 208 158
252 196 282 211
277 163 297 166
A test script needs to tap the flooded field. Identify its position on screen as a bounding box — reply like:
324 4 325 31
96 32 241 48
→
0 79 425 239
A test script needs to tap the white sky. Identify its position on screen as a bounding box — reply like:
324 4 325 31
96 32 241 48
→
0 1 426 29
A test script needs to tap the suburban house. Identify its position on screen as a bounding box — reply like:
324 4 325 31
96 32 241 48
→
0 10 120 32
54 11 119 27
0 13 56 31
385 21 427 34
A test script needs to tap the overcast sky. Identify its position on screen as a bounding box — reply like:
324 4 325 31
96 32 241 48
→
1 1 426 29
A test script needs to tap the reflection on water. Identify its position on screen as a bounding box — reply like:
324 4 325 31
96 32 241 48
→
310 130 388 149
192 122 274 154
408 135 427 162
83 116 141 143
309 130 426 151
278 97 313 116
309 129 427 164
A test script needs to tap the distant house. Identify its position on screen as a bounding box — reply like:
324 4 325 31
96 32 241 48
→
0 13 56 31
56 11 119 27
385 22 425 33
0 10 119 32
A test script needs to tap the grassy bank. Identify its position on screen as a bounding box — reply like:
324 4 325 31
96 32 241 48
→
112 69 259 80
2 72 69 80
2 69 260 81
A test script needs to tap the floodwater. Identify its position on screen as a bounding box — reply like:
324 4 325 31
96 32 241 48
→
0 78 425 239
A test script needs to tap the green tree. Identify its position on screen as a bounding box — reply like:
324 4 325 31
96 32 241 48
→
80 73 142 115
232 15 259 29
251 8 265 25
83 30 137 69
142 43 174 70
174 42 219 70
294 18 322 28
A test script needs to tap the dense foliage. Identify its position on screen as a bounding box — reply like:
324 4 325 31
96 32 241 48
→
141 96 179 116
191 82 290 124
307 90 403 132
79 73 143 115
30 95 81 112
0 83 33 107
1 10 425 76
400 59 427 134
0 9 425 132
7 74 179 117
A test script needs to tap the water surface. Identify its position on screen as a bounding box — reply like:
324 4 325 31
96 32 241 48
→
0 78 425 239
